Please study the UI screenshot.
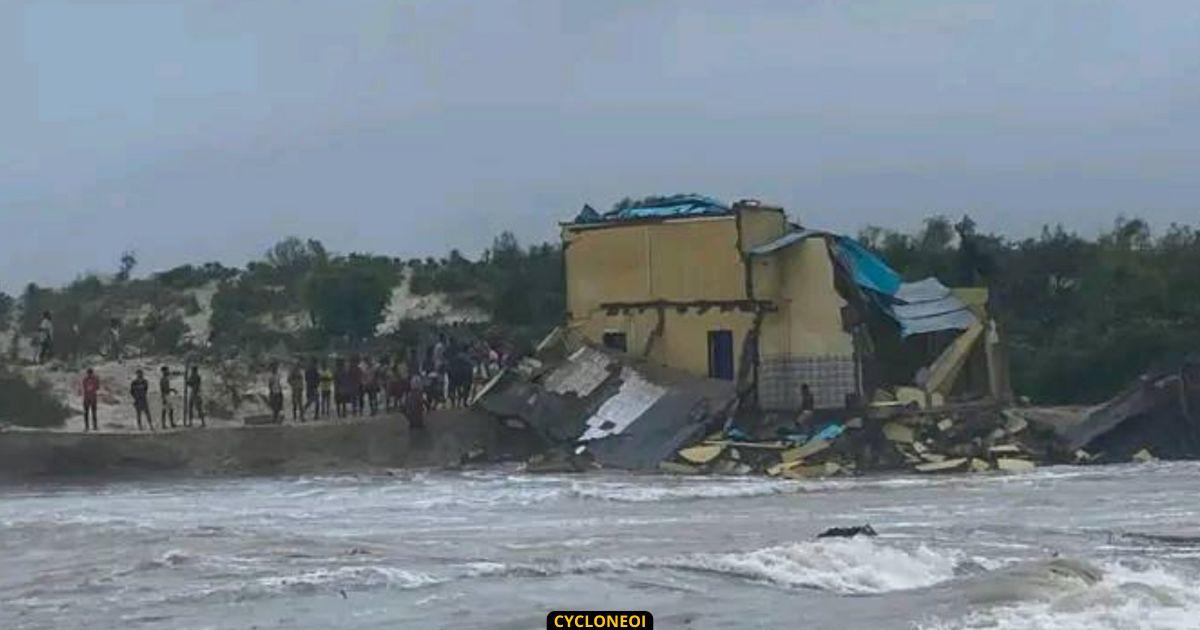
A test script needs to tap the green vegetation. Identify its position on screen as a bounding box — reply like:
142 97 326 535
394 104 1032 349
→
860 216 1200 404
407 231 565 343
0 366 70 428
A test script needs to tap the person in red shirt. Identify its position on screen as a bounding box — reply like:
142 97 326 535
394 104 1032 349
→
81 368 100 431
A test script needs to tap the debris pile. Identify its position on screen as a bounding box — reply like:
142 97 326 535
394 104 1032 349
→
659 401 1061 477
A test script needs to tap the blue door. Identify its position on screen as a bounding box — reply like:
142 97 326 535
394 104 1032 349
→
708 330 734 380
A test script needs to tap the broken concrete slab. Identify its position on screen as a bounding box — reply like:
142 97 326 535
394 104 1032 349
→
996 458 1036 472
678 444 724 464
883 422 916 443
1002 409 1028 434
1132 448 1157 463
659 461 702 475
914 457 968 473
969 458 991 472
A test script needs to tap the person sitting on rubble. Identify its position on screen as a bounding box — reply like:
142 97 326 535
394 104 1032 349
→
130 369 152 431
81 367 100 432
797 383 816 426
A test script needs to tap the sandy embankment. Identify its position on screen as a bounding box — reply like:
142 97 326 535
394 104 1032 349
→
0 410 541 481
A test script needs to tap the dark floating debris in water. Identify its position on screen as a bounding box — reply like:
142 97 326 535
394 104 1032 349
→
817 524 878 539
1121 532 1200 546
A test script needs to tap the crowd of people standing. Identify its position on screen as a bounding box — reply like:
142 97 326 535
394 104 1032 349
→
77 332 511 432
263 334 508 429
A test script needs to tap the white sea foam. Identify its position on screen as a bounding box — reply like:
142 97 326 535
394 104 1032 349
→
457 538 959 595
921 559 1200 630
667 538 961 594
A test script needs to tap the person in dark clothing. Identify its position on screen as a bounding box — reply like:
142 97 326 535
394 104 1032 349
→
404 372 426 429
348 356 364 416
287 364 304 421
185 366 205 427
334 358 349 418
304 359 320 420
448 350 473 408
131 370 152 431
159 366 178 429
81 368 100 431
267 363 284 423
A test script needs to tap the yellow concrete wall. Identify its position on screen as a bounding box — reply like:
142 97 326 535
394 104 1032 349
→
760 238 854 358
563 223 652 318
644 218 745 302
651 309 756 378
563 216 748 318
568 308 755 379
737 207 787 253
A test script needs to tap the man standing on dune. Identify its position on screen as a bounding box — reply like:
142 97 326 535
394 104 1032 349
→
81 368 100 432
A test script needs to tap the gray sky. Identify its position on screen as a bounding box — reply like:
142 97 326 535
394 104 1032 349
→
3 1 1198 291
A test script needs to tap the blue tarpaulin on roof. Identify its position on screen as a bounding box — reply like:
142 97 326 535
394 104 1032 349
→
575 195 730 224
831 236 977 337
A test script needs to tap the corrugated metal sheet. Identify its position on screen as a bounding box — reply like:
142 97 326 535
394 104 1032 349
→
579 368 667 442
541 347 613 398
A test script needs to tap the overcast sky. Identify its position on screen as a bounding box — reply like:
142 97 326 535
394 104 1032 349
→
3 1 1198 291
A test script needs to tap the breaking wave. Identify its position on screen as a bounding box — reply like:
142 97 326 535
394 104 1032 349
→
920 558 1200 630
461 537 960 595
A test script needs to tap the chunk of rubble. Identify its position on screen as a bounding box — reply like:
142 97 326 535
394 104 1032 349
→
936 418 954 432
883 422 916 443
989 444 1023 455
914 457 968 473
678 444 724 464
995 458 1036 472
1002 410 1029 434
781 461 842 479
659 461 702 475
1131 448 1157 463
969 458 992 472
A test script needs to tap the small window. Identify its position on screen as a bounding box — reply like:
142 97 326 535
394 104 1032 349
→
602 332 628 353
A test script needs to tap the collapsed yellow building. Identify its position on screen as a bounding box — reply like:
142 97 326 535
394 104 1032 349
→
562 195 1005 410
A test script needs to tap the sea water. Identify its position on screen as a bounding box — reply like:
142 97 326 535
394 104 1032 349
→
2 462 1198 629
